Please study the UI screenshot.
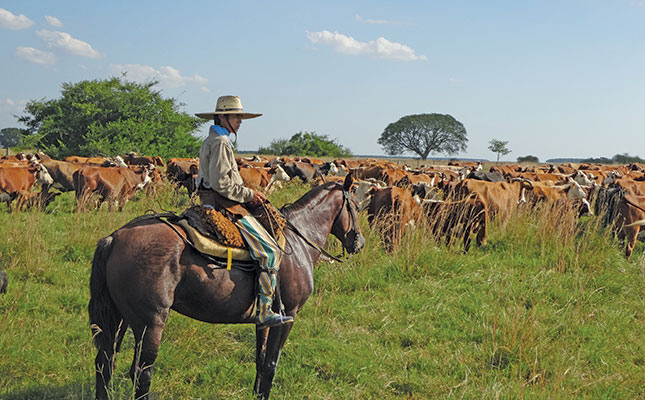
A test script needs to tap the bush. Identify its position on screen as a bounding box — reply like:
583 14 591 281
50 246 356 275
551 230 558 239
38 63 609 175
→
258 131 351 157
17 77 205 159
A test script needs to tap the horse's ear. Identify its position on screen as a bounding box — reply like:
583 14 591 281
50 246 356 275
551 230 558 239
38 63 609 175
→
343 173 354 191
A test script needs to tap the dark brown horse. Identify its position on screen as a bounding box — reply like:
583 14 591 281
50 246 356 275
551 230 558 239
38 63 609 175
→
88 175 365 399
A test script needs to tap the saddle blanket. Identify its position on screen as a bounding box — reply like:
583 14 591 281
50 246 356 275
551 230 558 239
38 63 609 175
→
177 219 285 262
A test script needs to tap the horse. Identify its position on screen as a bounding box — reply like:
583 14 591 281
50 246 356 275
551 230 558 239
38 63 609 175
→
88 174 365 399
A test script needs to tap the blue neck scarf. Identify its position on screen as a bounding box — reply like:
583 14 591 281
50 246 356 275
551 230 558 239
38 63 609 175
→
210 125 230 136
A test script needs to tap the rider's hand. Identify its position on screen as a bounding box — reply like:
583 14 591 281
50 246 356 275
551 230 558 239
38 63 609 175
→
250 190 266 206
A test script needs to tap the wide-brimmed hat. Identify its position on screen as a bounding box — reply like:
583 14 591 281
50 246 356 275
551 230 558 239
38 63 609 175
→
195 95 262 120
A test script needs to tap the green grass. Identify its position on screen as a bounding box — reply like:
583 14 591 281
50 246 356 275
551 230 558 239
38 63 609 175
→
0 181 644 399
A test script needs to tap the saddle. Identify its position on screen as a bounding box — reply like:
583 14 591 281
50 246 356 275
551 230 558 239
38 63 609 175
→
178 204 286 265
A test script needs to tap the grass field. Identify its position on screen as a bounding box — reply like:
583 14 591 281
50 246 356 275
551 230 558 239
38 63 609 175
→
0 180 644 399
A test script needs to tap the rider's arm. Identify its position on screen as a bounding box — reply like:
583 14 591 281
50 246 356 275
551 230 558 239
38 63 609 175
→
208 138 254 204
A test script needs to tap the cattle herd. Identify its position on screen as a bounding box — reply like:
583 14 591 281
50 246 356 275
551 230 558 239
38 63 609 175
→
2 152 645 260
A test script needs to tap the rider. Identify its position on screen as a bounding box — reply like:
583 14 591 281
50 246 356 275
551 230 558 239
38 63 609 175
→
195 95 293 328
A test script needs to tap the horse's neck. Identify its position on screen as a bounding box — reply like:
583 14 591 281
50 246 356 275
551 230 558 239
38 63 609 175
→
283 189 339 248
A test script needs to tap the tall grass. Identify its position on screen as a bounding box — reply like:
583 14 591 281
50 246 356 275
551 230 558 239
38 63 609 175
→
0 180 644 399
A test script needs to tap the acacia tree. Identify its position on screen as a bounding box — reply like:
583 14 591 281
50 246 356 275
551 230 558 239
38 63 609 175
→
378 113 468 160
17 76 205 159
488 139 511 163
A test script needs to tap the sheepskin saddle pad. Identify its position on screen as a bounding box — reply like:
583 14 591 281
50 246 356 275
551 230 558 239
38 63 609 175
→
179 205 286 261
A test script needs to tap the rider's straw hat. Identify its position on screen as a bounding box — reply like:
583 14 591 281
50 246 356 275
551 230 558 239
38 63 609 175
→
195 95 262 120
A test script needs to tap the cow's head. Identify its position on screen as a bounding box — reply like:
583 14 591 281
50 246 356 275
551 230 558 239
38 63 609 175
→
572 170 593 187
113 156 128 168
603 170 622 185
33 163 54 186
327 162 339 176
135 167 152 190
353 179 380 211
271 164 290 183
566 178 590 217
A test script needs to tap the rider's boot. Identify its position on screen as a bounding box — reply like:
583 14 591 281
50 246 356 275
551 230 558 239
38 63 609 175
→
256 270 293 328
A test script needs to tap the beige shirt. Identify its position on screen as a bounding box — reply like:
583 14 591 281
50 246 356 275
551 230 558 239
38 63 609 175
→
197 128 254 203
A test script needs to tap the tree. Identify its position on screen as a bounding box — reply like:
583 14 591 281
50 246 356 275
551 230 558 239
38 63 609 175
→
258 131 352 157
0 128 22 154
488 139 511 163
612 153 645 164
16 76 205 159
517 155 539 163
378 113 467 160
581 153 645 164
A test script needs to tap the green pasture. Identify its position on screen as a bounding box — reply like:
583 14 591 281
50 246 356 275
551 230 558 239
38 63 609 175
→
0 180 643 399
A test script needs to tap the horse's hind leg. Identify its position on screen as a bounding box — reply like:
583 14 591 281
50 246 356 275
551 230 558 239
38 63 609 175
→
129 321 166 400
92 319 128 400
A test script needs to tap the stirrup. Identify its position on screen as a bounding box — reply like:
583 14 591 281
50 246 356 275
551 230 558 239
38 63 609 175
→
257 313 294 328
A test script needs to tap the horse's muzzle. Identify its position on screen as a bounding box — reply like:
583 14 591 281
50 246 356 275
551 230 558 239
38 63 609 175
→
349 234 366 254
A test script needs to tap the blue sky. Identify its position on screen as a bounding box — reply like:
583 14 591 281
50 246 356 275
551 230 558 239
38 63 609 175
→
1 0 644 161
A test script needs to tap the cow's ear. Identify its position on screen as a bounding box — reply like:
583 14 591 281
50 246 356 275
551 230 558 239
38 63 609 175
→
343 173 354 191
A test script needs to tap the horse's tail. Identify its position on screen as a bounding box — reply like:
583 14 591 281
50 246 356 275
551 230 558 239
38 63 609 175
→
88 236 125 353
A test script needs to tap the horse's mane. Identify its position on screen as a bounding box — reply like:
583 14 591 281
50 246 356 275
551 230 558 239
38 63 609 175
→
281 182 342 217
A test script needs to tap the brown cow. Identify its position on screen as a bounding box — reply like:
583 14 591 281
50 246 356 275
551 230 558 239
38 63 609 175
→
166 159 199 194
73 165 151 210
453 179 532 222
0 164 54 211
123 152 165 167
615 193 645 259
41 159 85 192
239 165 290 193
527 178 591 215
605 175 645 196
378 168 407 186
64 155 128 167
422 193 487 251
0 152 34 162
367 186 422 252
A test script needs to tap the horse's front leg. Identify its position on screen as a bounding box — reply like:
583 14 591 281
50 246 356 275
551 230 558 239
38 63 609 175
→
253 326 269 394
255 323 294 399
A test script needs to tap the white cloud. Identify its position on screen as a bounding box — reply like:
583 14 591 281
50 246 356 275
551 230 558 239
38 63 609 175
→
200 86 210 93
109 64 209 88
36 29 102 58
306 30 427 61
45 15 63 27
0 8 34 30
1 98 27 112
355 14 391 25
16 46 56 64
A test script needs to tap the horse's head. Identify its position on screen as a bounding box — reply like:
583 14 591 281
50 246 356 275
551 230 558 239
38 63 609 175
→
331 174 366 254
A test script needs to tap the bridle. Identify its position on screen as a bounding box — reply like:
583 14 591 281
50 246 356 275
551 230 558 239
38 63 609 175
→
283 184 359 263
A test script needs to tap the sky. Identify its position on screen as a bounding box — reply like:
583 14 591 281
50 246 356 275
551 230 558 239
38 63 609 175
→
1 0 644 162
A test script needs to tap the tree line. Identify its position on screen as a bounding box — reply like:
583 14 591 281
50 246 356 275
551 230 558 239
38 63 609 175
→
3 76 642 163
